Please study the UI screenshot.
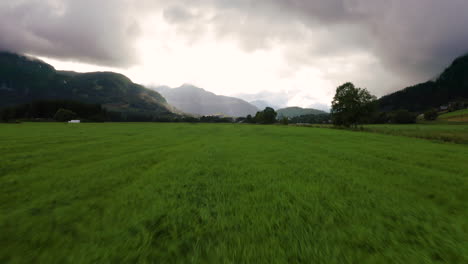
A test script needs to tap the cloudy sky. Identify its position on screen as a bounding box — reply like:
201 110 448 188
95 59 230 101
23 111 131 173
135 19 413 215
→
1 0 467 110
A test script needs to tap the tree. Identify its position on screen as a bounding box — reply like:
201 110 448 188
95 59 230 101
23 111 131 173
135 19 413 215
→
280 117 289 125
331 82 377 127
390 109 416 124
424 108 438 121
54 108 78 122
262 107 277 124
245 114 254 123
289 113 331 124
255 107 277 124
0 108 15 122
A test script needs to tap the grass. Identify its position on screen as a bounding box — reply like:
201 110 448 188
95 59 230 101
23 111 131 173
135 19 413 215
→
438 109 468 122
364 123 468 144
1 123 467 263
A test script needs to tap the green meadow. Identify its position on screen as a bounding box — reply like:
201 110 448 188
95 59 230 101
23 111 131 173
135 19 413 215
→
439 109 468 122
1 123 467 263
364 123 468 144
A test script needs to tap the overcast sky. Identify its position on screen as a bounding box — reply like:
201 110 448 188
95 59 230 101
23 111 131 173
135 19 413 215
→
1 0 467 110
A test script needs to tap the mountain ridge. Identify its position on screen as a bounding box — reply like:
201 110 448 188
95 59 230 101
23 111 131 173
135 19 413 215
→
277 106 327 118
378 53 468 112
154 84 259 117
0 52 177 117
249 100 279 110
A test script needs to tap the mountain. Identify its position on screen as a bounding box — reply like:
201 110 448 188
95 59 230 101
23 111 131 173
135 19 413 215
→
378 54 468 112
0 52 177 116
249 100 279 110
277 107 327 118
154 84 259 117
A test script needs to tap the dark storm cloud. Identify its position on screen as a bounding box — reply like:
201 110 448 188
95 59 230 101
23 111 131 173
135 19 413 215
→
0 0 140 66
1 0 467 87
159 0 468 85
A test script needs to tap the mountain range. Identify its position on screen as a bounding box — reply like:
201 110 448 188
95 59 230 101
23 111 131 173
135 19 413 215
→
276 107 328 118
154 84 259 117
378 54 468 112
1 51 467 120
0 52 176 117
249 100 279 110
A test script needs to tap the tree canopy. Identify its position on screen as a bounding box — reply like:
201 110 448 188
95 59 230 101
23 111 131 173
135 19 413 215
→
331 82 377 127
254 107 277 124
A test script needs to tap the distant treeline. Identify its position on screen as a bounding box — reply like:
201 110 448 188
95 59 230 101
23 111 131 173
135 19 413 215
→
0 99 250 123
238 108 331 125
5 99 460 125
1 100 333 124
1 100 107 122
0 100 179 123
288 114 331 124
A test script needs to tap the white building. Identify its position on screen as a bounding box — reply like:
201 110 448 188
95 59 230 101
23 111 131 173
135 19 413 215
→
68 120 81 123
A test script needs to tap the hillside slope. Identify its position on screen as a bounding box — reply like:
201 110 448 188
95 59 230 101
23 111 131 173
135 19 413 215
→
0 52 176 116
438 109 468 122
379 54 468 112
155 84 259 117
277 106 327 118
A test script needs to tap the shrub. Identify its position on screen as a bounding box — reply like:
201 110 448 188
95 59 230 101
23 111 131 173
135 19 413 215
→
390 109 416 124
424 109 438 121
0 108 15 122
370 111 390 124
54 108 78 122
280 117 289 125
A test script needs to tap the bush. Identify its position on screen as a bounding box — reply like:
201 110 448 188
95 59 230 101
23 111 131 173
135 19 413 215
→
54 108 78 122
280 117 289 125
390 109 416 124
370 112 390 124
289 114 331 124
0 108 15 122
424 109 438 121
245 114 254 123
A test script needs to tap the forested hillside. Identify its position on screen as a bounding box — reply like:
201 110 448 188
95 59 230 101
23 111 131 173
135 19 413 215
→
379 54 468 111
0 52 177 118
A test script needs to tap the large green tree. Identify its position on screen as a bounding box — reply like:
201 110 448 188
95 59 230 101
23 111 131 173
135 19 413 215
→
331 82 377 127
255 107 277 124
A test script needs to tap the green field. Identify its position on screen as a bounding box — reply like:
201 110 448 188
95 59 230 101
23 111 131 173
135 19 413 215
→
364 123 468 144
439 109 468 121
1 123 467 263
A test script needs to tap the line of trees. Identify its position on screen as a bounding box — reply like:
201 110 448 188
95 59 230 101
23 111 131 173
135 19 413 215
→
5 84 451 125
1 100 107 122
0 100 183 123
0 100 247 123
239 107 332 125
288 114 331 124
239 107 277 124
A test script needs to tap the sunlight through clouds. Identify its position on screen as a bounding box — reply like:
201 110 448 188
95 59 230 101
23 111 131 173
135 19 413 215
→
5 0 467 109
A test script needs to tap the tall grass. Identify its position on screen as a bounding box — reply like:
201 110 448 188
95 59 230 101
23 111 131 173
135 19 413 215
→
1 123 467 263
438 109 468 119
363 123 468 144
